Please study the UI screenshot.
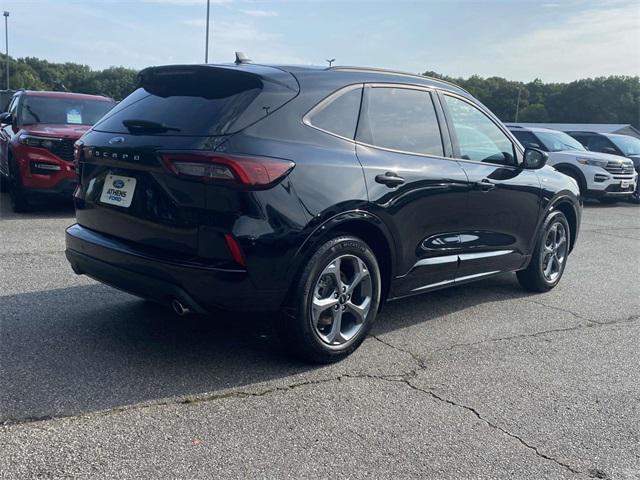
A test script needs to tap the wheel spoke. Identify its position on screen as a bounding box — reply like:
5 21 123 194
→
325 308 343 344
346 258 369 293
311 296 338 326
346 297 371 325
326 257 343 292
544 257 554 277
548 224 557 246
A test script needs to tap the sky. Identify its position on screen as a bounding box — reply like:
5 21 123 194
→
2 0 639 82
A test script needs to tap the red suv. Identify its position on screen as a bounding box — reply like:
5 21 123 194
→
0 90 116 212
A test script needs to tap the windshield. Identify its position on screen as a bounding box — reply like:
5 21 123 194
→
608 135 640 156
93 66 298 136
535 131 586 152
19 96 116 126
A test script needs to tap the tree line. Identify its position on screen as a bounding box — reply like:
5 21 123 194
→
1 55 638 128
425 71 639 128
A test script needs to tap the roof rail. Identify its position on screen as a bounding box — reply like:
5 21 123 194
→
329 66 470 95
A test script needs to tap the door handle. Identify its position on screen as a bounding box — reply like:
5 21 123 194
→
375 171 405 188
475 179 496 192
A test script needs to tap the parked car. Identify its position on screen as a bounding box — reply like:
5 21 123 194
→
507 125 637 204
565 131 640 203
0 90 116 212
65 63 581 362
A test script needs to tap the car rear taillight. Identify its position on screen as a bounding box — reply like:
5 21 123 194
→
160 153 295 187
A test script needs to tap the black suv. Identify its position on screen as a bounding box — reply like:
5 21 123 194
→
65 63 581 362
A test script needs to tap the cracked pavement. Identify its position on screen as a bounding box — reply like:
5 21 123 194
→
1 194 639 479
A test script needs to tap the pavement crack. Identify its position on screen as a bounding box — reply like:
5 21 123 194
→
521 298 596 323
370 334 426 369
387 377 588 477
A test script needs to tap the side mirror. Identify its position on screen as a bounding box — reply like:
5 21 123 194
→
0 112 11 125
523 147 548 170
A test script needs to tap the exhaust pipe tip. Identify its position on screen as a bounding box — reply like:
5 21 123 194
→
171 299 191 316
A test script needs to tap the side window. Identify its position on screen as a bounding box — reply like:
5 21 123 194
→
443 95 515 166
587 136 611 153
7 96 18 115
569 134 588 149
307 86 362 139
511 130 544 150
356 87 444 156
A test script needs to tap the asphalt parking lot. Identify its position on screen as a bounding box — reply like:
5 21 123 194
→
1 193 639 480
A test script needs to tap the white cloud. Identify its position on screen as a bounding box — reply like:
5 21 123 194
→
502 5 640 81
241 9 278 17
182 18 207 27
442 3 640 82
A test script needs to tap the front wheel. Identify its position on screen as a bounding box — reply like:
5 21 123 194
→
279 235 381 363
517 211 570 292
9 170 30 213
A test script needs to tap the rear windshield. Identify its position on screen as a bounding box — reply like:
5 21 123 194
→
93 66 298 136
19 96 115 126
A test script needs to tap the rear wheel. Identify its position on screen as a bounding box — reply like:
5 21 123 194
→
279 235 381 363
9 167 30 213
517 211 570 292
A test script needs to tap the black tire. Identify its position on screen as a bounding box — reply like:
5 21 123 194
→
9 166 30 213
279 235 382 363
517 211 570 292
558 169 585 197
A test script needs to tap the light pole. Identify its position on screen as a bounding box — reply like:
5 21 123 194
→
3 11 8 90
514 87 521 122
204 0 210 63
326 58 335 67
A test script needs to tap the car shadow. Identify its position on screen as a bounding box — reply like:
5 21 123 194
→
0 192 75 220
0 274 533 424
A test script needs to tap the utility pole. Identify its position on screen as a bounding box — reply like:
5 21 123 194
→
326 58 335 67
204 0 210 63
3 11 8 90
514 87 521 122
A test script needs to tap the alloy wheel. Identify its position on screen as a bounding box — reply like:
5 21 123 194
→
541 221 568 283
311 254 373 346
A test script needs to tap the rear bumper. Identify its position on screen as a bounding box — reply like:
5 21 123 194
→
65 224 287 312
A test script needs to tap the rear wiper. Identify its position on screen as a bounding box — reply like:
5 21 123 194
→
122 119 181 134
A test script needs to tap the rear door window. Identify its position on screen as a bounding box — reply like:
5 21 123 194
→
93 66 298 136
356 87 444 156
306 86 362 139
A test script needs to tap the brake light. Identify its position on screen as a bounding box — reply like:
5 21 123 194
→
160 153 295 187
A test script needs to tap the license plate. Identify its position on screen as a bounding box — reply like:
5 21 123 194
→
100 174 137 208
621 180 630 189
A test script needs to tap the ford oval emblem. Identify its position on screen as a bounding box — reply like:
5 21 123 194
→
113 179 125 188
108 136 126 145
